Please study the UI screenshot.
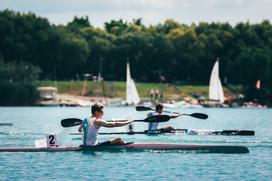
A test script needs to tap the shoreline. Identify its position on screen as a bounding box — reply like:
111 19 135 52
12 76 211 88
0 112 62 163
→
37 93 268 108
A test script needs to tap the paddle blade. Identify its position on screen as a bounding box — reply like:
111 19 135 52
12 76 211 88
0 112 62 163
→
144 115 171 122
61 118 82 127
0 123 13 126
136 106 153 111
189 113 208 119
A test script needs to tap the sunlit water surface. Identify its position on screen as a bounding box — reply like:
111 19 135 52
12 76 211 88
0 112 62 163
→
0 107 271 180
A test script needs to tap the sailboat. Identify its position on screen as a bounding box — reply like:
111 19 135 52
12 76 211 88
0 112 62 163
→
209 59 224 103
126 62 140 105
203 59 226 107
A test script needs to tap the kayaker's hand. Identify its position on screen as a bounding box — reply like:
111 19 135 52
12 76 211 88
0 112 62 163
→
127 117 134 124
78 125 83 132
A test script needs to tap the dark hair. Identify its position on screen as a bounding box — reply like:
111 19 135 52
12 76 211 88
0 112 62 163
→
155 103 163 111
91 103 104 114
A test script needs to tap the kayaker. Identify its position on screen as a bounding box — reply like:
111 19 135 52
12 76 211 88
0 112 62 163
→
147 103 180 131
78 103 133 146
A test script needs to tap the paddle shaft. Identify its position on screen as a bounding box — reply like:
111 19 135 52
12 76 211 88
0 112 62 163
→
109 119 164 122
61 115 170 127
136 106 208 119
137 106 180 114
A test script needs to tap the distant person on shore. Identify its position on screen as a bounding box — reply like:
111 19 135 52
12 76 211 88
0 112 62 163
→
150 89 154 101
146 103 180 131
155 89 159 101
110 81 115 97
78 103 133 146
159 90 163 102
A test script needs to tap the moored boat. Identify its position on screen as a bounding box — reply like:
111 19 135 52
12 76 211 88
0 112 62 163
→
202 59 228 107
126 62 140 105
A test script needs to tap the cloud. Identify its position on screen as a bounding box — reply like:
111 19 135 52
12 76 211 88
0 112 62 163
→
1 0 272 27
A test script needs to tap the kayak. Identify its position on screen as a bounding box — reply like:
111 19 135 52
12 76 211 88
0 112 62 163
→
0 143 249 154
70 129 255 136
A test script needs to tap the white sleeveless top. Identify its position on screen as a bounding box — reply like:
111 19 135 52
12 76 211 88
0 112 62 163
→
147 112 160 130
82 117 99 146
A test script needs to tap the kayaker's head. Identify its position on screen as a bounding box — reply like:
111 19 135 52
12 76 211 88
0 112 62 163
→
91 103 104 118
155 103 163 114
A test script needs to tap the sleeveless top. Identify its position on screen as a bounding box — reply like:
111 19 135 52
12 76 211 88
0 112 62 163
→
147 112 160 130
82 117 99 146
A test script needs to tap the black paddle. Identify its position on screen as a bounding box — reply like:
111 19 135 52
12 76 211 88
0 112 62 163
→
136 106 208 119
61 115 171 128
61 118 83 127
0 123 13 126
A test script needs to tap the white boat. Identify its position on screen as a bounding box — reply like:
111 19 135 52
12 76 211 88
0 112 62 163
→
126 62 140 105
209 59 224 103
203 59 226 107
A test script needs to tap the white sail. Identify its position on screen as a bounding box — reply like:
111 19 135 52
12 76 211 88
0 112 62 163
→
126 62 140 105
209 60 224 103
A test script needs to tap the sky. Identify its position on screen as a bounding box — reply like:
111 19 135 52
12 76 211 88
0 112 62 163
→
1 0 272 27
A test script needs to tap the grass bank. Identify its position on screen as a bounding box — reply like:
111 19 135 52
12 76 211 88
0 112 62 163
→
36 81 242 101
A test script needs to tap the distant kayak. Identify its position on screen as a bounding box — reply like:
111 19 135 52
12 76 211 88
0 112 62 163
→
70 129 255 136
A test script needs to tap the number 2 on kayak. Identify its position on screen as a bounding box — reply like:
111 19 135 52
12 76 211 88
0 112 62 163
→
46 134 58 147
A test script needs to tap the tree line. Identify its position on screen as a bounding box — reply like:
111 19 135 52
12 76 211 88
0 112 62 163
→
0 9 272 105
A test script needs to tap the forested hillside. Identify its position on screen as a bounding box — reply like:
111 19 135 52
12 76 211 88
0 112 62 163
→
0 9 271 105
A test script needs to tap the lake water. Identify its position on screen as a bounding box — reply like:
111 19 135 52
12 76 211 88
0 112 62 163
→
0 107 271 180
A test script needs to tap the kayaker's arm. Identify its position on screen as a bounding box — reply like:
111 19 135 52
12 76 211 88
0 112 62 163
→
95 119 133 128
